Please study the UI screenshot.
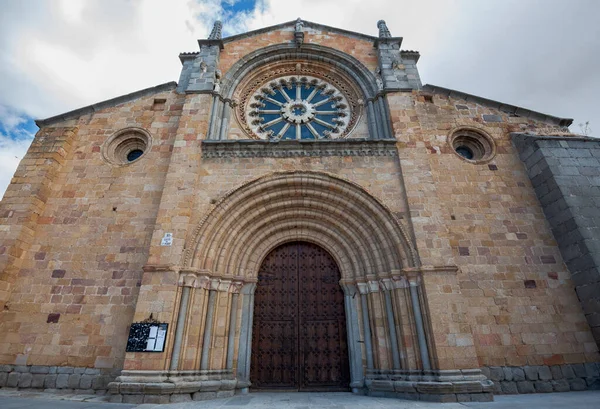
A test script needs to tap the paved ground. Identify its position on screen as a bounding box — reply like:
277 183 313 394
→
0 390 599 408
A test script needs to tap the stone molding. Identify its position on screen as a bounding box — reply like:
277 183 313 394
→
341 265 458 294
178 273 245 293
201 139 398 158
364 368 494 402
108 369 236 404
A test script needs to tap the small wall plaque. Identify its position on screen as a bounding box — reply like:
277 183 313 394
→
126 322 168 352
160 233 173 246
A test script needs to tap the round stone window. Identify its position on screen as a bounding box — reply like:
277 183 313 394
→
246 76 351 140
448 127 496 163
102 127 152 166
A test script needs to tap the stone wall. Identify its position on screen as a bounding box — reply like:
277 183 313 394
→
388 91 599 370
0 88 183 371
513 134 600 348
0 364 116 393
484 363 600 394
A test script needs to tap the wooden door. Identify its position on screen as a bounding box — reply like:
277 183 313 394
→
251 242 350 390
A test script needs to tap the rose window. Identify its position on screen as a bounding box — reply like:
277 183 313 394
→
245 76 351 140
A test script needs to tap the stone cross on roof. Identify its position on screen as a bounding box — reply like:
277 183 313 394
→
208 20 223 40
377 20 391 38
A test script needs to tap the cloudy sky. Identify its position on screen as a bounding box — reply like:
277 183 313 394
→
1 0 599 198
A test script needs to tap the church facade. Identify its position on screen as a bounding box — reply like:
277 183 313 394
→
1 20 599 403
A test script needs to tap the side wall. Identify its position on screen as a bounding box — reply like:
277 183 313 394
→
0 89 183 390
388 90 600 372
513 134 600 348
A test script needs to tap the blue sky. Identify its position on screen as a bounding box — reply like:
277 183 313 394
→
1 0 599 199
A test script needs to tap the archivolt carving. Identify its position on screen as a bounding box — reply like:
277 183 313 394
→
182 171 417 279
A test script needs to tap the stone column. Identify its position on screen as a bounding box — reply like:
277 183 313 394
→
366 100 379 140
169 285 191 370
226 283 242 370
200 287 218 370
408 275 431 370
341 283 364 393
236 283 256 393
218 102 232 141
381 279 401 370
357 283 374 370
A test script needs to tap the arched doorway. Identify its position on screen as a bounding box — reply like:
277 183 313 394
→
250 241 350 391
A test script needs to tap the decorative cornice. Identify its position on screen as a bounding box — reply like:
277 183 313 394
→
201 138 398 158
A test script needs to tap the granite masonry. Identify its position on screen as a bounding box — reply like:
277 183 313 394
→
0 19 598 404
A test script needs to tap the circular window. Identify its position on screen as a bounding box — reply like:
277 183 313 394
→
126 149 144 162
234 61 362 141
246 76 350 140
102 127 152 166
448 127 496 163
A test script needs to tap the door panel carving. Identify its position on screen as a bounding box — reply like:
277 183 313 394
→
251 242 350 390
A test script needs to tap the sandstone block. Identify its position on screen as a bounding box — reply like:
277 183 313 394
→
193 391 217 401
502 367 513 381
552 379 570 392
68 374 81 388
512 367 525 381
585 363 599 377
108 394 123 403
170 393 192 403
573 364 587 378
488 367 504 381
456 394 471 402
122 395 144 404
516 381 534 394
31 366 50 374
524 366 538 380
14 365 30 373
92 376 110 390
143 394 170 404
470 392 493 402
562 365 576 379
500 381 517 394
569 378 587 391
80 374 94 389
538 365 552 380
44 374 57 388
56 374 70 389
534 381 553 393
586 377 600 389
550 365 563 379
7 372 20 387
0 372 7 387
217 390 234 398
31 374 45 388
18 373 33 388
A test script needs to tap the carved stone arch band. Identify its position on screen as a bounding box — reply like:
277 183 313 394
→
182 170 418 277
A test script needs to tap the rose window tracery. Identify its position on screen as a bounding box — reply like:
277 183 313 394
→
245 76 352 141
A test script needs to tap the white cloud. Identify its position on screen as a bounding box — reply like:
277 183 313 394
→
0 105 35 201
0 0 599 199
0 134 33 201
